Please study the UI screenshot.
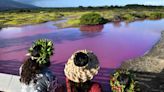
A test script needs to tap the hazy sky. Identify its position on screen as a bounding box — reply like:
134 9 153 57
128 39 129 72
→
14 0 164 7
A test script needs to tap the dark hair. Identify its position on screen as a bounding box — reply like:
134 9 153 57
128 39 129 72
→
70 80 91 92
31 45 42 57
20 45 50 85
117 73 131 91
20 58 40 85
74 52 89 67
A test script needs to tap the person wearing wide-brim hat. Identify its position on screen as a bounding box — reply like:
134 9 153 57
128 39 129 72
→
64 50 102 92
19 39 64 92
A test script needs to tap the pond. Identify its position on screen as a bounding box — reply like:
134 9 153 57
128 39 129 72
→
0 19 164 91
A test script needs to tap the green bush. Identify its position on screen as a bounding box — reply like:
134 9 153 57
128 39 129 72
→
80 12 107 25
122 13 135 21
131 12 147 19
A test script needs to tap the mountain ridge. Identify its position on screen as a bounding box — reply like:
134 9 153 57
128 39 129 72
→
0 0 38 10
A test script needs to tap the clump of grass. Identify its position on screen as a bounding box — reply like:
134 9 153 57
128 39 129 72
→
147 12 164 19
0 12 63 27
67 19 80 27
101 11 115 21
131 12 147 19
121 14 134 21
56 18 80 28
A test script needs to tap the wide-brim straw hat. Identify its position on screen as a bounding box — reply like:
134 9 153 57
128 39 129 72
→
64 50 100 83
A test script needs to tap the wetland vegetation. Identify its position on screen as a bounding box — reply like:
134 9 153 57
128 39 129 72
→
0 4 164 28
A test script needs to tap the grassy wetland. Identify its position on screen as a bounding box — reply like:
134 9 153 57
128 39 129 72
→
1 5 164 28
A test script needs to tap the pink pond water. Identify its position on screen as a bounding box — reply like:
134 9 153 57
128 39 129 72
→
0 20 164 67
0 19 164 91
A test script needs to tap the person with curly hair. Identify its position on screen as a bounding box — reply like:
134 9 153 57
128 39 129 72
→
64 50 102 92
19 39 63 92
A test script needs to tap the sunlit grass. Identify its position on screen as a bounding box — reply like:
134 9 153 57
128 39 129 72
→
0 12 63 27
56 18 80 28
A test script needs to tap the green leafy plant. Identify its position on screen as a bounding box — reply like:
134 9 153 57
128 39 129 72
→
28 39 54 65
110 70 136 92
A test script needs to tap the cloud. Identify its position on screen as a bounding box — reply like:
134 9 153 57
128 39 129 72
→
144 1 164 5
13 0 164 7
13 0 36 4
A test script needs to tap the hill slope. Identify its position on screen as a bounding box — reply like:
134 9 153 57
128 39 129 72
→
0 0 37 10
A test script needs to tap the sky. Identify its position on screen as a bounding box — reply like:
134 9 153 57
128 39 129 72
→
13 0 164 7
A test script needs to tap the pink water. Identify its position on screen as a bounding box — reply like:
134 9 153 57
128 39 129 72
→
0 19 164 91
0 20 163 67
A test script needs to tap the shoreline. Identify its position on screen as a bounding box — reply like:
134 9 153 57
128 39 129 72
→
55 18 164 29
0 18 64 29
1 17 163 30
121 31 164 73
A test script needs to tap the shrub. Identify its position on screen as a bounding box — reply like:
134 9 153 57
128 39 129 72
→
131 12 147 19
80 12 107 25
148 12 163 19
122 13 135 21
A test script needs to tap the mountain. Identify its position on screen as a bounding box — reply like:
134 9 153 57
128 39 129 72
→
0 0 38 10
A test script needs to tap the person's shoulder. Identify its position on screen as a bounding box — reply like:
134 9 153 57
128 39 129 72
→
42 68 56 81
45 68 54 76
90 82 102 92
92 82 101 88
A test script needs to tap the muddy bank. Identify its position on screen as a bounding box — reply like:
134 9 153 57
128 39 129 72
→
121 32 164 73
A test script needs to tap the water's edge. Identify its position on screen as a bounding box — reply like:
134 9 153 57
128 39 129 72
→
121 31 164 73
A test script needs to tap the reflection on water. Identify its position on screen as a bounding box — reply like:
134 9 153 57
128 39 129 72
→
80 25 104 32
113 22 122 27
